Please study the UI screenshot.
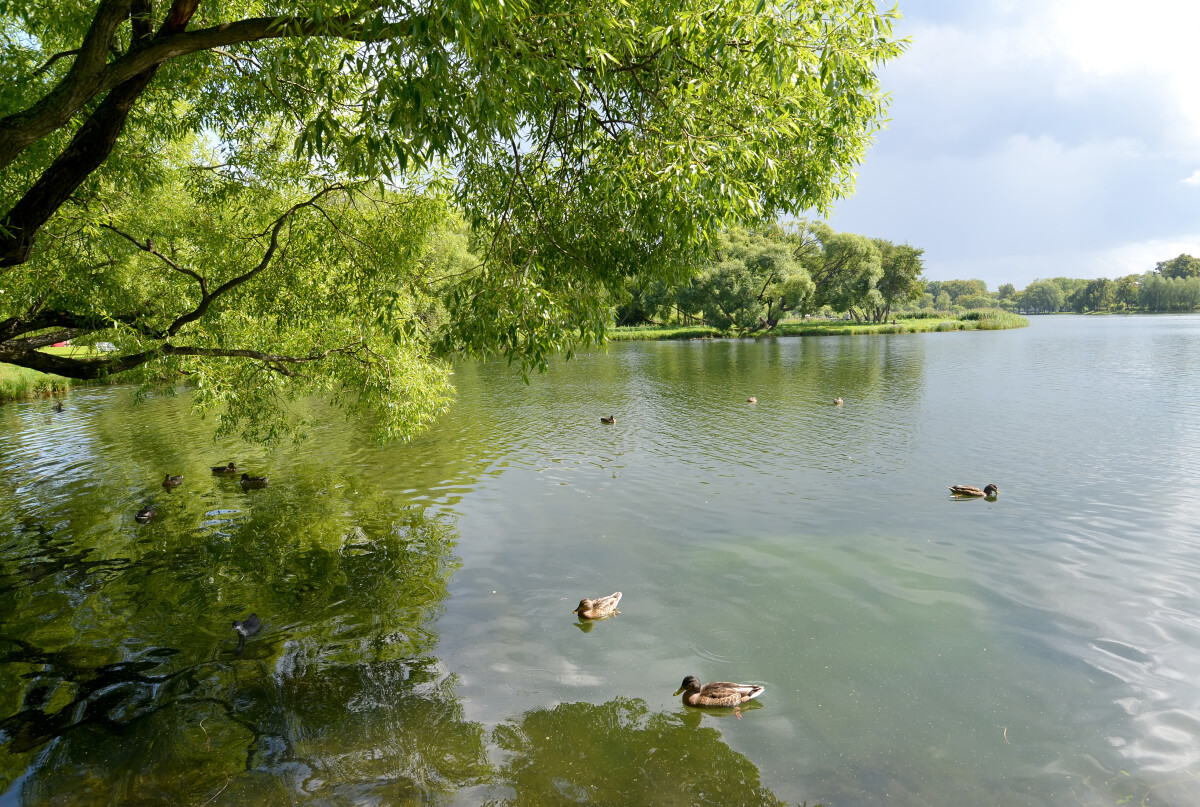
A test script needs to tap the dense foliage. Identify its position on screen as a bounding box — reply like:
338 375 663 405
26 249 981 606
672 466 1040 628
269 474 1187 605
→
0 0 905 439
618 220 926 331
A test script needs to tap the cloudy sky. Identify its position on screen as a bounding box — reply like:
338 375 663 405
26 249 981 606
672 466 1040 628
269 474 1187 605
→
822 0 1200 290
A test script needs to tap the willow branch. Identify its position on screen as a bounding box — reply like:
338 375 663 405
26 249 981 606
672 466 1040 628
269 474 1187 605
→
101 223 208 293
165 184 349 336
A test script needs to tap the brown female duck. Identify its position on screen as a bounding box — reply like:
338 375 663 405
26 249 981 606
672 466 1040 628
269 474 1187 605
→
674 675 764 717
949 484 998 498
572 591 622 619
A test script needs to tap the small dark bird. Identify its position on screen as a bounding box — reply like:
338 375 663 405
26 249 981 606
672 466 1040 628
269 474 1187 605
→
573 591 622 620
600 415 616 425
673 675 765 718
240 473 268 489
51 400 64 413
233 613 261 637
747 397 757 403
950 484 999 498
162 473 183 488
134 505 157 524
232 613 261 656
211 462 239 475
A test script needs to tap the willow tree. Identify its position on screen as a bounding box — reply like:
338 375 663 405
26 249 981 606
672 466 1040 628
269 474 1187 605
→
0 0 905 439
676 225 813 332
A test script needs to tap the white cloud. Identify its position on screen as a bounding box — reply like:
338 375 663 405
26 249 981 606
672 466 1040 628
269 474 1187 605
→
822 0 1200 289
884 1 1200 156
1048 0 1200 147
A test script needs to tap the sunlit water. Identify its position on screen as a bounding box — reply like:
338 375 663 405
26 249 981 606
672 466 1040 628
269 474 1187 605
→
2 315 1199 806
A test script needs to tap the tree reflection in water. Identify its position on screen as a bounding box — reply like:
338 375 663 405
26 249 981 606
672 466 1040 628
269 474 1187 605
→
0 471 492 804
1 463 792 806
487 697 788 806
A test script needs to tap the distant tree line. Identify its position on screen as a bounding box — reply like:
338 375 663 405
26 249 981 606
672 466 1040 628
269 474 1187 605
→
617 222 927 331
987 254 1200 315
889 253 1200 316
617 233 1200 330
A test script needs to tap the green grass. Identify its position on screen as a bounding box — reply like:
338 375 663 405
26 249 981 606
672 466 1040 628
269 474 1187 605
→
0 346 98 402
608 324 725 341
0 364 74 401
612 310 1028 341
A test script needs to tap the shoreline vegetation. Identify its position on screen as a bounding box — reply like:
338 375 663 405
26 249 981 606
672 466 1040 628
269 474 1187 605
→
611 310 1029 341
2 311 1029 404
0 347 98 403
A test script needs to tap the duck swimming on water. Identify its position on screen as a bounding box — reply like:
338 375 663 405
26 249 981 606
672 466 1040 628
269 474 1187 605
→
211 462 239 475
162 473 183 488
573 592 622 619
600 415 616 425
673 676 764 718
949 484 998 498
232 613 261 655
238 470 267 487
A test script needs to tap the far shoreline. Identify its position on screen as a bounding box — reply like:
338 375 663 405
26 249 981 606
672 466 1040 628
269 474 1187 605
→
1 311 1030 404
610 311 1029 341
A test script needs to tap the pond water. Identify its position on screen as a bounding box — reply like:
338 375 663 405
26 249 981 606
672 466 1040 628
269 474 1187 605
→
2 315 1200 806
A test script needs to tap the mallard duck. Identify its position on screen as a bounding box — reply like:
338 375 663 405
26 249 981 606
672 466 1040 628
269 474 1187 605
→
600 415 616 425
162 473 183 487
573 591 622 619
240 473 268 489
834 397 843 405
747 397 757 403
51 400 64 413
949 483 998 498
211 462 239 475
134 505 157 524
674 676 764 716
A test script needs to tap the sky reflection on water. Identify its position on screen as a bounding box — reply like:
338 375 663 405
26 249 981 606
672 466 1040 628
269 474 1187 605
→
3 315 1200 806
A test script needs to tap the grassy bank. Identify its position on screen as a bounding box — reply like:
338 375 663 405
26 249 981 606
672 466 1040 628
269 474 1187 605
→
0 346 97 403
609 324 725 341
613 310 1029 341
0 364 74 401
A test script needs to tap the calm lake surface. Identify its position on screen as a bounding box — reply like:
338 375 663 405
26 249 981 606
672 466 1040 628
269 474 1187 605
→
2 314 1200 806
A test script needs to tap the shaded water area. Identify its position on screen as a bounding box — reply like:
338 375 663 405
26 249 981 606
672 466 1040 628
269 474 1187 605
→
3 314 1200 805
